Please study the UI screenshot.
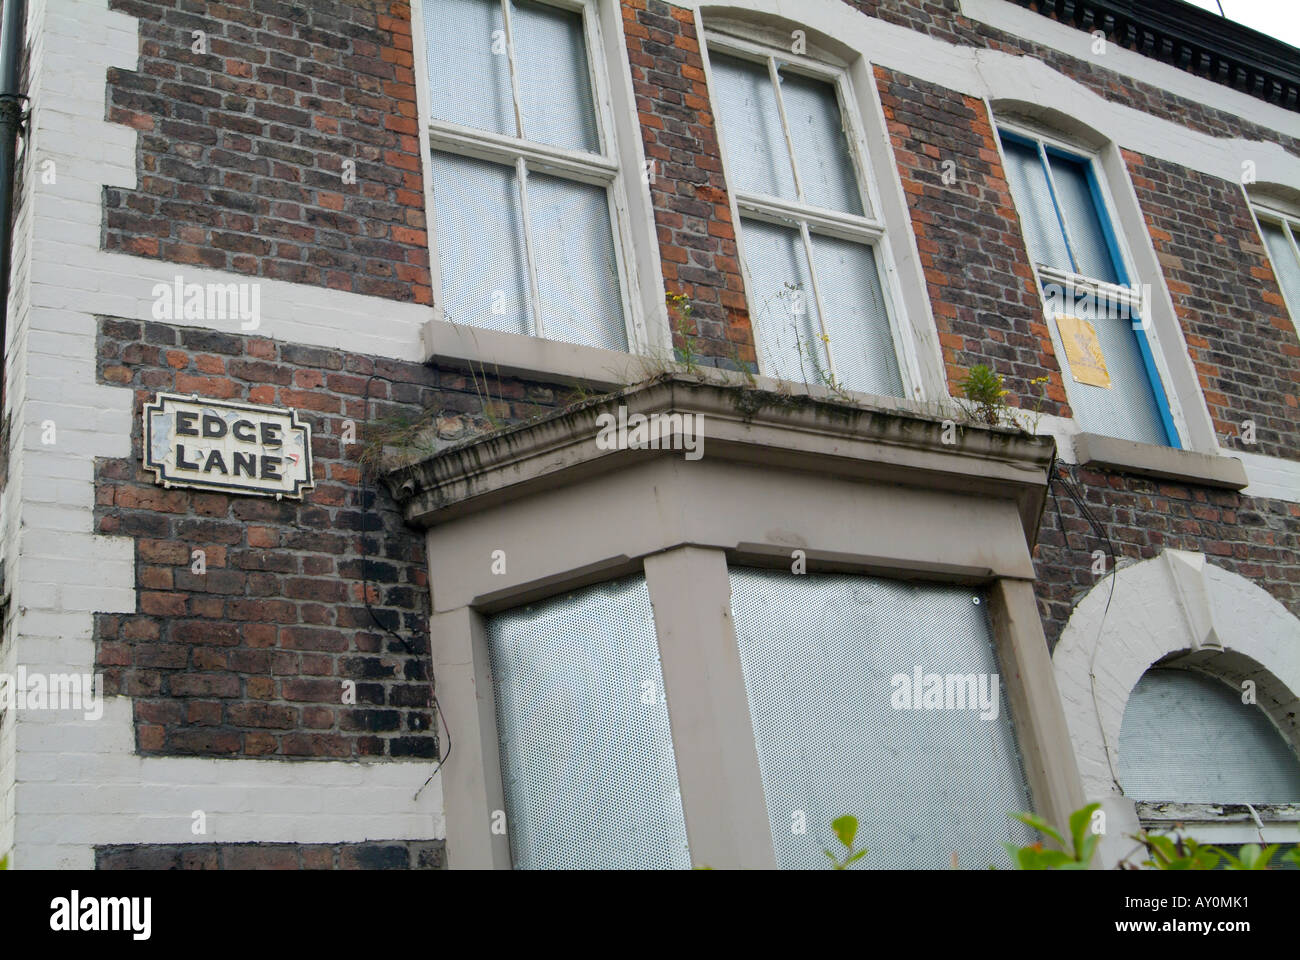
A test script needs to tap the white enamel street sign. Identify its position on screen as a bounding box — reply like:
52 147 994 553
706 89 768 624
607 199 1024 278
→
143 393 314 499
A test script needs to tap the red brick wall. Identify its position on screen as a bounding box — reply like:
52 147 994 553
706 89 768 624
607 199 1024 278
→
105 0 432 304
623 0 755 368
874 66 1071 415
867 65 1300 644
1034 463 1300 649
1125 152 1300 461
94 317 558 760
91 0 1300 681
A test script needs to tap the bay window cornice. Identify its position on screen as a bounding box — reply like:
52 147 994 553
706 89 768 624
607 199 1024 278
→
385 370 1057 545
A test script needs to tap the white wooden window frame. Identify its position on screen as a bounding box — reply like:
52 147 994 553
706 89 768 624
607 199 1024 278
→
411 0 649 354
701 30 924 397
994 118 1192 448
1250 200 1300 334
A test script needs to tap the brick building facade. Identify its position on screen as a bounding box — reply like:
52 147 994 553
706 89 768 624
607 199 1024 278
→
1 0 1298 870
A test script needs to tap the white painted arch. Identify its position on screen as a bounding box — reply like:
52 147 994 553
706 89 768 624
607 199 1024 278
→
1052 549 1300 864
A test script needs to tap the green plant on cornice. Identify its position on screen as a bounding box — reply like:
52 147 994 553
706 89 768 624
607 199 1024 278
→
667 291 703 375
955 364 1055 434
1020 374 1052 435
557 378 599 409
466 357 508 432
355 410 438 475
956 363 1011 426
794 330 854 404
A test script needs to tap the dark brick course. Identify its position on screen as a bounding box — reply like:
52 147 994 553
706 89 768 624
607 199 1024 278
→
95 839 445 869
92 0 1300 722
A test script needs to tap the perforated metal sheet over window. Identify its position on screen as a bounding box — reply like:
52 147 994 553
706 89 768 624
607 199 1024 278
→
1045 289 1168 447
1118 668 1300 803
486 575 692 870
728 568 1035 869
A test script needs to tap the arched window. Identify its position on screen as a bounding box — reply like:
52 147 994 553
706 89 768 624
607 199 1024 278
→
1118 668 1300 803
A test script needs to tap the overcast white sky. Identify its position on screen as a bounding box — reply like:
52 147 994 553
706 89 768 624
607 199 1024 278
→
1178 0 1300 49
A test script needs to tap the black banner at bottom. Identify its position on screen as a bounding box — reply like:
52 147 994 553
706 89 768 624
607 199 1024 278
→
0 868 1286 947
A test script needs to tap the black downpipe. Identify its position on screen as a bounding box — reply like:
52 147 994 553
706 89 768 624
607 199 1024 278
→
0 0 27 399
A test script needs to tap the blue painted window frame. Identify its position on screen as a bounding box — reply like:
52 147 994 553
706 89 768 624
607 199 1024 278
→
998 128 1180 449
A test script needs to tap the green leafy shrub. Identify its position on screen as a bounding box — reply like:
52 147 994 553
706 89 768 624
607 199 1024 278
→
958 364 1010 426
824 814 868 870
1003 803 1100 870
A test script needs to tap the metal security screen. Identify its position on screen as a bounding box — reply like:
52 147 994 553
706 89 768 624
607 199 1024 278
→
485 575 692 870
728 568 1035 869
1046 290 1169 446
1118 668 1300 803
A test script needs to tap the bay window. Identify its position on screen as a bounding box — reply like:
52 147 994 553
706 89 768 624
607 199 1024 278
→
486 575 691 870
728 569 1035 869
404 376 1084 870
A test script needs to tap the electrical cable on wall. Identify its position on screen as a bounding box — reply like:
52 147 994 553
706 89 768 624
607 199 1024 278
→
359 374 450 793
1048 456 1123 795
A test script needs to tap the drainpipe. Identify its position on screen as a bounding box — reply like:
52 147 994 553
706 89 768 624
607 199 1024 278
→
0 0 27 397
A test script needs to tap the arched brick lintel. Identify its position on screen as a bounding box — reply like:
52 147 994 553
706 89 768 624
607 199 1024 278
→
1053 550 1300 864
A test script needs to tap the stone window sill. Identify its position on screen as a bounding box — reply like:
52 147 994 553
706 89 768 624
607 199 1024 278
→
422 318 654 390
1072 432 1248 490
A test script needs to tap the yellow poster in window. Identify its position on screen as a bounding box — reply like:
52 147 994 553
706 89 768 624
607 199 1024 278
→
1057 314 1111 389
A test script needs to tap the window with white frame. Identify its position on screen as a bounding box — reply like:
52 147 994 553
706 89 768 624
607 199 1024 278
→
997 127 1177 448
705 36 907 397
1254 205 1300 328
419 0 638 353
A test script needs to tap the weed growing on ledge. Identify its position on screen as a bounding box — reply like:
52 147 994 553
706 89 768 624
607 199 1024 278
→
955 364 1051 433
667 292 703 375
